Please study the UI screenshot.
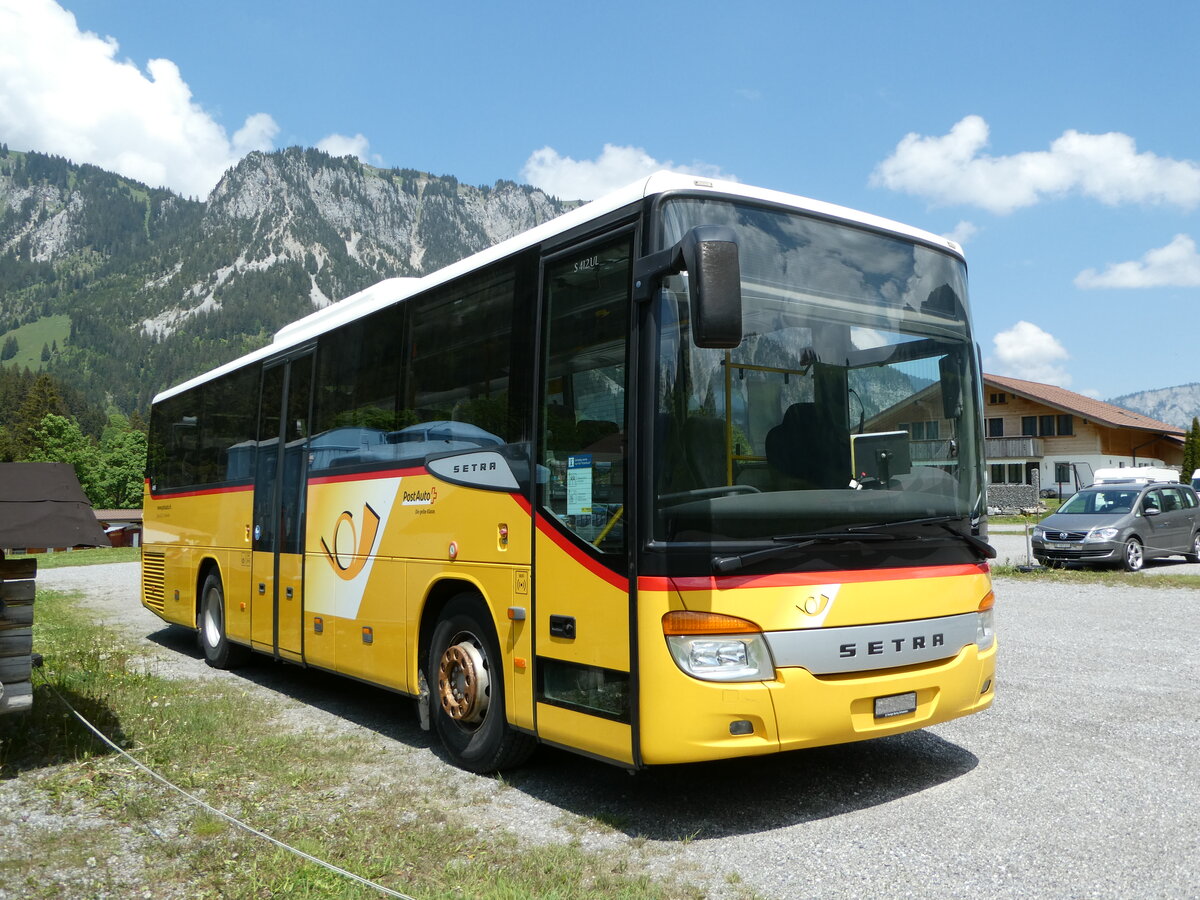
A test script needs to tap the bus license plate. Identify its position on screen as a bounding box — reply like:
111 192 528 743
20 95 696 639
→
874 691 917 719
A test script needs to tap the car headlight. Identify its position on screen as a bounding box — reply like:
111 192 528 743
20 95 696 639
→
662 611 775 682
1032 525 1047 540
1085 526 1120 542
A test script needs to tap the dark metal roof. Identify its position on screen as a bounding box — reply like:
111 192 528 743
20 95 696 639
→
0 463 111 548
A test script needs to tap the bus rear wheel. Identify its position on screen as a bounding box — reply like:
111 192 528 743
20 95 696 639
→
199 571 250 669
429 594 535 773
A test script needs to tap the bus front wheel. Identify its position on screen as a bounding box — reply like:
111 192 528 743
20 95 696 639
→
429 594 535 773
199 571 249 669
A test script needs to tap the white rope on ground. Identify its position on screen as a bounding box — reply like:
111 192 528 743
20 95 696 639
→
35 668 419 900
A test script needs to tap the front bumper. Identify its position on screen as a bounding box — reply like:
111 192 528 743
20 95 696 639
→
1031 538 1121 564
637 635 997 765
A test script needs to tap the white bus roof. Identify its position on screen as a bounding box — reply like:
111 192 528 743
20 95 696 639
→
153 172 964 404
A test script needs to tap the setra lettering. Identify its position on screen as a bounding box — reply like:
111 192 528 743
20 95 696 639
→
838 632 946 659
452 461 497 474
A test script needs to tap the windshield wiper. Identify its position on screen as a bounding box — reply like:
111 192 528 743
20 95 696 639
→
712 532 897 574
857 515 996 560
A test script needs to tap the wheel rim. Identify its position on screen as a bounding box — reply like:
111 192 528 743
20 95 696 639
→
438 637 490 726
202 588 221 648
1193 535 1200 558
1126 541 1143 570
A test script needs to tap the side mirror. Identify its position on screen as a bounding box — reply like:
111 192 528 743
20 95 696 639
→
681 226 742 348
1143 507 1160 517
634 225 742 349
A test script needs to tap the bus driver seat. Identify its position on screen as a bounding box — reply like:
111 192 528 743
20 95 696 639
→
765 402 848 489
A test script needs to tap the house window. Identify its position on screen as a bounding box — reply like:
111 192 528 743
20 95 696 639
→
989 392 1007 404
1056 414 1074 436
986 418 1004 437
1039 415 1056 436
1021 416 1037 436
990 463 1025 484
1054 462 1072 483
906 420 940 440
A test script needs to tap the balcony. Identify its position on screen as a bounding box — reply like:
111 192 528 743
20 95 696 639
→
985 436 1044 459
911 439 957 462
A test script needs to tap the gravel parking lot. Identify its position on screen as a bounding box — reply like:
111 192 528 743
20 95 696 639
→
18 561 1200 899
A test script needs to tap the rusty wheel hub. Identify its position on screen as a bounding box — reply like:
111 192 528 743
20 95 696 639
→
437 638 490 724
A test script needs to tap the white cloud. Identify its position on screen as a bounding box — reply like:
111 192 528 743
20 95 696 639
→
1075 234 1200 289
233 114 281 156
943 221 979 245
988 321 1072 387
521 144 735 201
0 0 278 197
871 115 1200 214
316 132 371 162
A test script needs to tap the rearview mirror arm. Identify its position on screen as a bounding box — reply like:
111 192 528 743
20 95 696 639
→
632 245 684 303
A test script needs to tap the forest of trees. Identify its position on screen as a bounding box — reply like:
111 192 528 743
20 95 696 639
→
0 367 145 508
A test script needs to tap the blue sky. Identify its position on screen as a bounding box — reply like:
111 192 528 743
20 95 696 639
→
2 0 1198 401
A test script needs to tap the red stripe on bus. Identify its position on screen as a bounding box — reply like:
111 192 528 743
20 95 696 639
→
534 513 629 591
637 562 989 593
307 466 426 486
146 483 251 500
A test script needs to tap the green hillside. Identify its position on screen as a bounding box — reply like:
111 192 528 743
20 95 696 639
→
0 314 70 370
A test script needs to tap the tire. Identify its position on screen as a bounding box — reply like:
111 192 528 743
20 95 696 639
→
1186 532 1200 564
199 571 250 669
428 594 535 773
1120 537 1144 573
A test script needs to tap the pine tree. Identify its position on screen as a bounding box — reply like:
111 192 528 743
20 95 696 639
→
0 335 16 361
41 342 51 362
5 373 70 459
1183 417 1200 480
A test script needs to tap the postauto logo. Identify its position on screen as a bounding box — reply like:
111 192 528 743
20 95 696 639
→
319 503 381 581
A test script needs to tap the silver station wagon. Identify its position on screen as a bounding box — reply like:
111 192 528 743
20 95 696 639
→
1031 480 1200 572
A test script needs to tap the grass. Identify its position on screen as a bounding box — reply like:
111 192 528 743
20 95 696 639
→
0 587 740 899
990 498 1061 527
990 562 1200 589
8 546 141 568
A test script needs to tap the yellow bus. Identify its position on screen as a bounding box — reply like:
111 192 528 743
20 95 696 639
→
142 172 996 772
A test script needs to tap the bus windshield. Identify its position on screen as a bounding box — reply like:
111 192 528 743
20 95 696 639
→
652 197 984 545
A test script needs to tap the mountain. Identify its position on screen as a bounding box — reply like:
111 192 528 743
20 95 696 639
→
1107 383 1200 430
0 144 572 415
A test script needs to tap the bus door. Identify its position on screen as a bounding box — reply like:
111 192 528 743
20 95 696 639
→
251 350 314 661
534 232 635 764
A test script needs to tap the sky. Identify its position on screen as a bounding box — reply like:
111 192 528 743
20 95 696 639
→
1 0 1198 401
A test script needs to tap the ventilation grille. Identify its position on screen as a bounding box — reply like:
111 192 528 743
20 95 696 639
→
142 552 166 613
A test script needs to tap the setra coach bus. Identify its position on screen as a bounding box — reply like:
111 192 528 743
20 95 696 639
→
142 172 996 772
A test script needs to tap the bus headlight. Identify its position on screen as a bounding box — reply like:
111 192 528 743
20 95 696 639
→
662 611 775 682
976 590 995 651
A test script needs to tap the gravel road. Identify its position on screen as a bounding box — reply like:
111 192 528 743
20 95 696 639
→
15 561 1200 898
